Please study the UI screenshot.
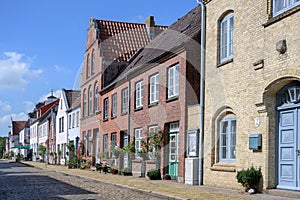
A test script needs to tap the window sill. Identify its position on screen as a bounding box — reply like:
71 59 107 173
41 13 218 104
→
217 58 233 68
148 102 158 108
145 160 155 164
166 96 179 103
121 112 128 116
95 110 101 115
264 5 300 28
111 116 117 120
134 107 143 112
210 162 236 172
132 159 142 163
103 119 108 122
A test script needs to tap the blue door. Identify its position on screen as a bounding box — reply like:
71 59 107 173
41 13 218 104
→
277 108 300 190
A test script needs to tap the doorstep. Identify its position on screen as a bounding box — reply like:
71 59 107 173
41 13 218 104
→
264 189 300 199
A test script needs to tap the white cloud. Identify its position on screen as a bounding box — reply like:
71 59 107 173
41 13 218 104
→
0 112 28 130
0 100 11 112
0 52 43 90
54 64 71 73
23 101 35 113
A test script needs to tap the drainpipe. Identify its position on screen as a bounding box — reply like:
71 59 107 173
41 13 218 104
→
196 0 206 186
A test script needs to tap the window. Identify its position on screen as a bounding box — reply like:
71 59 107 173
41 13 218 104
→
273 0 300 16
83 90 87 117
91 50 95 74
69 115 72 129
220 13 234 63
76 111 79 127
168 65 179 98
87 130 92 156
72 113 75 128
103 134 108 153
219 118 236 162
94 83 98 112
103 98 109 120
121 88 129 114
59 117 64 133
111 93 117 118
82 131 86 156
86 54 90 78
111 132 117 146
135 81 144 108
88 86 93 115
149 74 159 104
134 128 143 159
148 125 158 160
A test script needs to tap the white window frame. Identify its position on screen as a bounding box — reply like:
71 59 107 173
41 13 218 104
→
121 88 129 114
111 93 117 118
148 125 158 160
135 81 144 108
273 0 300 16
88 86 93 115
134 128 143 159
103 98 109 120
220 13 234 63
69 115 72 129
168 65 179 99
149 74 159 104
103 134 108 153
94 83 98 112
219 117 236 162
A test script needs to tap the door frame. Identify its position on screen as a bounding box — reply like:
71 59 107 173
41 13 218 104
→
276 82 300 190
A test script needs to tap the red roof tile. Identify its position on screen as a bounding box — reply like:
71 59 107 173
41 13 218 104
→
12 121 27 135
96 20 151 62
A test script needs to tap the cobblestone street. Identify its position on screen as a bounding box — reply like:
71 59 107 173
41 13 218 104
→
0 160 164 200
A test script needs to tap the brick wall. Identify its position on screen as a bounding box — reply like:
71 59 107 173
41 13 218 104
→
202 0 300 189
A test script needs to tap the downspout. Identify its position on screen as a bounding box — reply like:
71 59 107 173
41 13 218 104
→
196 0 206 186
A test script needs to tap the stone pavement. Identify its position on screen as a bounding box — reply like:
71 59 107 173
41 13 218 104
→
20 161 300 200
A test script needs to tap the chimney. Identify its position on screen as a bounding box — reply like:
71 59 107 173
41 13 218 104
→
145 16 156 39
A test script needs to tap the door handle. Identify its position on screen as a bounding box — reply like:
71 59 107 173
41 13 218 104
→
296 150 300 156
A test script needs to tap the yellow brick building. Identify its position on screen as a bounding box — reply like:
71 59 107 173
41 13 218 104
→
188 0 300 190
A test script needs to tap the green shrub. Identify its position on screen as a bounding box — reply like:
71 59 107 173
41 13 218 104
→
121 167 132 176
236 166 262 191
147 169 161 180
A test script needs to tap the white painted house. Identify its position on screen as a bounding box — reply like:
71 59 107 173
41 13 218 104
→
56 89 80 165
66 91 81 156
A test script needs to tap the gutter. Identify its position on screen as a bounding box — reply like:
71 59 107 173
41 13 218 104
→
196 0 206 186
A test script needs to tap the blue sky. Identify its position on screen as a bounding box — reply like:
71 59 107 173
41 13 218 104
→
0 0 197 136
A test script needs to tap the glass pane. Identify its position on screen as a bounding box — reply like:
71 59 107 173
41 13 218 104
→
221 134 227 146
230 146 236 159
221 147 227 159
221 121 228 133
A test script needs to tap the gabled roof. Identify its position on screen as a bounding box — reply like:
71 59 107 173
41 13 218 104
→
63 89 80 109
124 5 201 73
12 121 27 135
95 19 151 62
65 90 81 111
101 6 201 91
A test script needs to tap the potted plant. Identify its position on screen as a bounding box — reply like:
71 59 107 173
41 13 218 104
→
121 167 132 176
236 166 262 193
110 165 118 174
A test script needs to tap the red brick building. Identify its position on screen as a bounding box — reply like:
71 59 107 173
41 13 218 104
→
80 17 161 165
98 6 201 182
